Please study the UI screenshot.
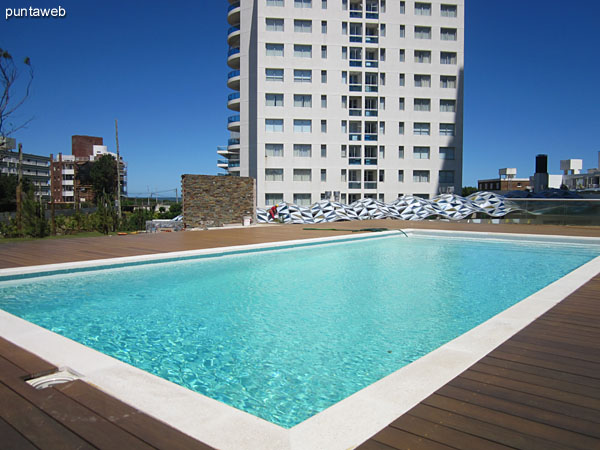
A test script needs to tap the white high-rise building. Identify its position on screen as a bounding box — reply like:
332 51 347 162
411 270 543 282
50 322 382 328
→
221 0 464 207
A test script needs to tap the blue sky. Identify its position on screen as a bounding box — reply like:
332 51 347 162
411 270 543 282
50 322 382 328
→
3 0 600 195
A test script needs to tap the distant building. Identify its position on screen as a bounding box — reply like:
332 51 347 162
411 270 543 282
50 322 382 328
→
562 152 600 191
0 138 51 201
50 135 127 204
478 168 531 193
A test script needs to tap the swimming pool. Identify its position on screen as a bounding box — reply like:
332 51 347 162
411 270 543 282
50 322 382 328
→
1 231 599 431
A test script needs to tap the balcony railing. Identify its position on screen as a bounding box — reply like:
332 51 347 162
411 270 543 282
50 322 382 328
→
365 12 379 19
365 60 378 68
228 70 240 79
218 159 229 165
348 181 362 189
364 134 378 141
365 109 378 117
364 158 378 165
228 161 241 168
349 109 362 116
228 47 240 57
228 2 240 12
228 92 240 101
365 36 378 43
228 138 240 146
349 35 362 43
349 133 361 141
349 59 362 67
228 26 240 35
365 84 378 92
349 10 362 17
349 84 362 92
364 181 377 189
228 115 240 123
349 158 362 165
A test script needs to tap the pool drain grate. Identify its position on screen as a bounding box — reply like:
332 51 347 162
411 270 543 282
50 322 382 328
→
26 368 82 390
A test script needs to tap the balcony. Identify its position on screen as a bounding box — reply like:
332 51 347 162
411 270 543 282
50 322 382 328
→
365 12 379 19
217 159 229 169
348 181 362 189
227 70 240 90
227 138 240 150
365 60 378 68
349 84 362 92
227 114 240 131
227 26 240 46
364 109 378 117
349 10 362 18
365 36 378 43
349 35 362 43
349 133 361 141
364 158 378 165
349 108 362 117
227 47 240 69
349 59 362 67
227 1 240 26
227 92 240 111
349 158 362 165
365 84 378 93
364 181 377 189
228 160 241 168
364 134 378 141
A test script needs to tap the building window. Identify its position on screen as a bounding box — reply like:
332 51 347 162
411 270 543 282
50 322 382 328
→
322 0 327 9
294 119 312 133
294 44 312 58
294 193 312 206
414 193 430 199
321 45 328 59
294 69 312 82
414 98 431 112
266 18 284 31
265 193 283 206
413 122 430 135
321 70 327 83
414 26 431 39
265 169 284 181
398 146 404 159
322 20 327 33
341 120 347 134
439 170 455 184
321 144 327 157
413 170 430 183
414 74 431 87
414 50 431 63
267 0 284 6
380 24 386 37
265 143 284 157
379 169 385 182
440 75 456 88
440 99 456 112
440 147 455 160
265 119 284 132
321 120 327 133
441 4 457 17
440 123 455 136
413 146 430 159
342 22 348 35
321 169 327 181
266 93 284 107
266 68 284 82
379 145 385 159
441 28 457 41
400 1 405 13
398 170 404 182
398 122 405 135
293 169 312 181
341 145 347 158
294 94 312 107
399 49 405 62
266 43 284 56
399 25 405 38
415 2 431 16
321 95 327 108
341 169 347 181
294 144 312 157
294 0 312 8
440 51 457 64
380 73 386 86
399 73 405 86
294 19 312 33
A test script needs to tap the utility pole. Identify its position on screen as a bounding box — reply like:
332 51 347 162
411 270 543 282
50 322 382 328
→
16 143 23 235
115 119 122 219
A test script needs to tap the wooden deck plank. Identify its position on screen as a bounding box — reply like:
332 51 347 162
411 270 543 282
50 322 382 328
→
500 337 600 364
0 417 37 450
368 426 456 450
56 380 213 450
0 337 57 378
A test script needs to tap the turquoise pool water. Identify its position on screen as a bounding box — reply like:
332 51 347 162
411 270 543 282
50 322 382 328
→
0 235 598 428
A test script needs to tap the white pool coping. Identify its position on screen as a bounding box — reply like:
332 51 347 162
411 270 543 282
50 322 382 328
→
1 229 599 450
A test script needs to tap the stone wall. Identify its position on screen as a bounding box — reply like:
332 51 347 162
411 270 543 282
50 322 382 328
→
181 175 255 228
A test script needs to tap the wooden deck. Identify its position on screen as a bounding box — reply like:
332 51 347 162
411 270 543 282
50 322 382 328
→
1 222 599 449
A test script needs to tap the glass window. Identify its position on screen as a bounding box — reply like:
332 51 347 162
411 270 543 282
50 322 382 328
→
321 120 327 133
294 69 312 82
413 170 430 182
321 70 327 83
441 28 457 41
265 119 284 132
294 94 312 107
439 170 455 183
414 50 431 63
267 0 284 6
294 0 312 7
398 146 404 159
265 193 283 206
414 26 431 39
413 122 430 135
293 169 312 181
399 49 405 62
399 1 405 14
398 170 404 182
414 98 431 112
441 4 457 17
294 119 312 133
265 169 284 181
321 144 327 157
294 44 312 58
399 97 405 110
294 19 312 33
322 0 327 9
440 123 455 136
321 45 327 59
293 193 312 206
414 74 431 87
321 95 327 108
266 18 284 31
399 73 405 86
266 43 284 56
265 143 284 157
440 147 455 160
294 144 312 157
440 51 457 65
321 169 327 182
440 99 456 112
266 93 284 106
266 68 284 81
413 146 430 159
440 75 456 88
415 2 431 16
322 20 327 33
399 25 405 38
399 122 405 135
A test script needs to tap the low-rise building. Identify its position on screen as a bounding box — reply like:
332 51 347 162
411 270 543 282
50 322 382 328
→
478 168 531 193
562 153 600 191
0 138 51 201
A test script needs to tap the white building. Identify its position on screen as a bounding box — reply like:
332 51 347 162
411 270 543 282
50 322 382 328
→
221 0 464 207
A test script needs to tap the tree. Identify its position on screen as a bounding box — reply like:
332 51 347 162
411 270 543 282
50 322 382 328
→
0 48 33 145
461 186 478 197
89 154 117 198
0 175 31 211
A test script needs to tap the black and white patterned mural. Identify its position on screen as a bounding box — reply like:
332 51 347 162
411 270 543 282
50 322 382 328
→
257 192 519 223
